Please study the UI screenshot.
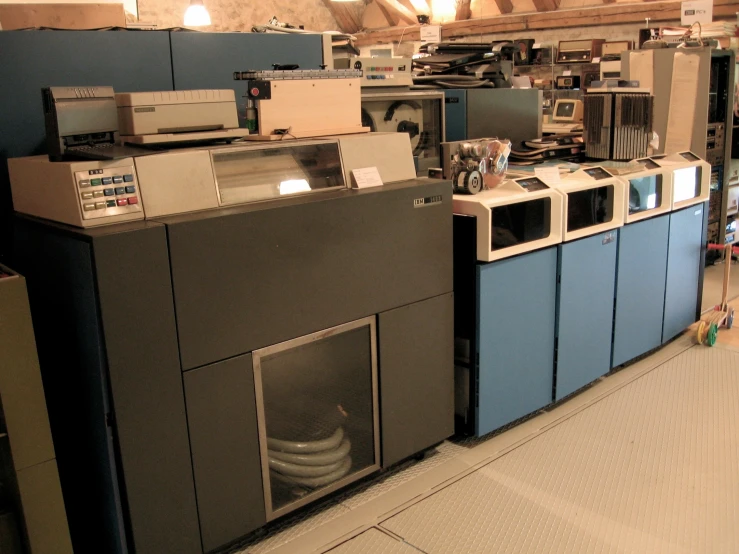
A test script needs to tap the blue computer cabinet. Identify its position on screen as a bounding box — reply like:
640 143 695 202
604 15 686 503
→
663 203 707 342
612 215 670 367
476 247 557 436
555 232 618 401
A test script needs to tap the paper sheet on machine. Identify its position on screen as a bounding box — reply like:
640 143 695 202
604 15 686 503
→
628 51 654 94
665 53 699 154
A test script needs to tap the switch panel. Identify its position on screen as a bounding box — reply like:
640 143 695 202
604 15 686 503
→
74 165 142 221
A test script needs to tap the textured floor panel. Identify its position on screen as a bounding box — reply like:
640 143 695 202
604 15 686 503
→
233 503 351 554
339 441 466 510
382 346 739 554
324 528 424 554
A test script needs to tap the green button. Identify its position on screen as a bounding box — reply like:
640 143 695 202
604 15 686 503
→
91 178 102 186
106 200 116 207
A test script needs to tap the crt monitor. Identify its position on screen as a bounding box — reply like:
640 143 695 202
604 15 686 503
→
552 99 584 123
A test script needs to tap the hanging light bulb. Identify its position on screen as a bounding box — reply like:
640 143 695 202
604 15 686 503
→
184 0 211 26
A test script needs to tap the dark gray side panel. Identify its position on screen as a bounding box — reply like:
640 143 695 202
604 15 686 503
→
12 220 126 553
167 182 453 370
184 354 266 553
92 227 201 554
378 293 455 467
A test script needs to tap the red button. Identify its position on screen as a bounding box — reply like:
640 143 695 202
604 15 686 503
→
116 198 128 206
127 196 139 205
250 87 260 96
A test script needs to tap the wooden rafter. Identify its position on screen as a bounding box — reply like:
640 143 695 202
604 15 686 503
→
321 0 364 33
532 0 561 12
455 0 472 20
493 0 514 14
375 0 419 24
353 0 739 45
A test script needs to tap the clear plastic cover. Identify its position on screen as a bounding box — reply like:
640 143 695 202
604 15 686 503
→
213 142 345 206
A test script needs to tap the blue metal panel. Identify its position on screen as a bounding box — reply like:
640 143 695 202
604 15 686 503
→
0 30 173 262
0 30 174 159
612 215 669 367
663 203 705 342
476 248 557 436
170 33 324 128
555 232 618 401
444 90 467 142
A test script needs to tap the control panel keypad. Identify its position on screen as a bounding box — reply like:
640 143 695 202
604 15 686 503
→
75 166 141 220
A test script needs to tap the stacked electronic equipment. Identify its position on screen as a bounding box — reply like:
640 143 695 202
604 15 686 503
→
583 85 653 161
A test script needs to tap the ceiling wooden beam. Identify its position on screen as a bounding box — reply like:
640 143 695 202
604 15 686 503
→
493 0 514 14
378 3 401 26
374 0 419 24
353 0 739 45
532 0 561 11
455 0 472 19
321 0 364 33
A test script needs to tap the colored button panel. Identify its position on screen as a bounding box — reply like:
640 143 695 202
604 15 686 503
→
102 177 112 185
127 196 139 205
115 187 125 195
83 203 96 211
125 186 136 194
79 179 90 188
91 178 102 186
104 188 115 196
123 174 134 182
113 176 123 184
116 198 128 206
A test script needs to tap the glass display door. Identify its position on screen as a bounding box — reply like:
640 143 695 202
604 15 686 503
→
252 316 380 520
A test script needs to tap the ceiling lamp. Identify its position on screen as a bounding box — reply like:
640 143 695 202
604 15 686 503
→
184 0 211 26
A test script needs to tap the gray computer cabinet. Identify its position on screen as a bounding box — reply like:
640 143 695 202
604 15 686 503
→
444 89 543 145
612 215 670 368
13 178 454 553
663 203 708 342
555 232 618 401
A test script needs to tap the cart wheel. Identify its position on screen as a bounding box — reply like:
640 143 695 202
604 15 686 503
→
727 308 734 330
697 321 707 344
707 323 719 347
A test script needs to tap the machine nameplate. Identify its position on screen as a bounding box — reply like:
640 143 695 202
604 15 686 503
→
414 195 443 208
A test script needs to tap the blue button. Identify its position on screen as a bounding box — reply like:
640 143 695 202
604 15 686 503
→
125 186 136 194
114 187 125 195
102 177 112 185
123 174 134 182
104 188 115 196
113 176 123 184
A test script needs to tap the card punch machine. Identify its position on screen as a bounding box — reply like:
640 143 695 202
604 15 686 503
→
42 86 252 162
8 87 416 228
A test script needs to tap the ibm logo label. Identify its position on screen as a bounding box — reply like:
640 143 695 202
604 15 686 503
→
414 195 443 208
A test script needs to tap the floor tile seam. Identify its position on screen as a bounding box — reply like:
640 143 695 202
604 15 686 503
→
452 339 698 473
368 339 698 528
262 336 696 554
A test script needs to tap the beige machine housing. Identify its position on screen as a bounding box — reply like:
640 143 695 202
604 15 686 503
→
652 151 711 210
547 167 626 242
334 57 413 88
8 132 416 228
453 177 565 262
116 90 239 136
616 161 673 223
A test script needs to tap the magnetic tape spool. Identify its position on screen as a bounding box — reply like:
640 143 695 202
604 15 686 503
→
455 170 483 195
